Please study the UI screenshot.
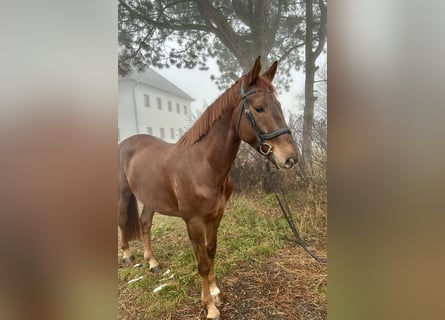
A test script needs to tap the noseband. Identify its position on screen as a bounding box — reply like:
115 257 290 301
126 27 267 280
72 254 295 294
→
236 81 291 156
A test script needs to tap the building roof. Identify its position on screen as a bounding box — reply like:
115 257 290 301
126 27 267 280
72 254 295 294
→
122 67 195 101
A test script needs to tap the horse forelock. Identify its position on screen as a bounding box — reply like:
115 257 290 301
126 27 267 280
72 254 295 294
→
255 76 275 93
177 75 275 147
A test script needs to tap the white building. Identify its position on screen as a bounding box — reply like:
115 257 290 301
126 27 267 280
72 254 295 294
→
118 68 195 143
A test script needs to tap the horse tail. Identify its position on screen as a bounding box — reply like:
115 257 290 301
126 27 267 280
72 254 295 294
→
125 193 141 241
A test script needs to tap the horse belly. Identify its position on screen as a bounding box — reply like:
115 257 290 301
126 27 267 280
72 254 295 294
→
136 185 179 216
128 168 180 216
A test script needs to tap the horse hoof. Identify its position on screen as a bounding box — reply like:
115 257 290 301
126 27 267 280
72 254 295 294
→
150 265 161 273
122 256 134 264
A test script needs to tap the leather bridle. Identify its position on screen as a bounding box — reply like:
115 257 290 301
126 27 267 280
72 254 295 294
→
236 82 326 263
236 81 291 156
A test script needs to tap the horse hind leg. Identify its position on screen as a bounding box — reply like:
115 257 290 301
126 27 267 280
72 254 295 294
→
118 192 141 264
140 206 161 273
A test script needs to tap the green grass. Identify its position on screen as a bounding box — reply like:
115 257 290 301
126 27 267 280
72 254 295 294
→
215 195 293 271
118 191 327 319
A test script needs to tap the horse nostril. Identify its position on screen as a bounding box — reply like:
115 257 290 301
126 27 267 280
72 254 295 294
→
284 157 295 169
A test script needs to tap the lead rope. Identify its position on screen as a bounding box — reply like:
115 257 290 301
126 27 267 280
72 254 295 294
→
265 158 327 263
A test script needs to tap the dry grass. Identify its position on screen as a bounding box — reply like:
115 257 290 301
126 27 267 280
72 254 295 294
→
118 191 327 320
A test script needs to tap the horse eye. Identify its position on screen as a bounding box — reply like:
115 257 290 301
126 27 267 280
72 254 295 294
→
254 106 265 113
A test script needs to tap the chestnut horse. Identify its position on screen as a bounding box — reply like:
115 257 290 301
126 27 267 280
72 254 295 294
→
118 57 298 319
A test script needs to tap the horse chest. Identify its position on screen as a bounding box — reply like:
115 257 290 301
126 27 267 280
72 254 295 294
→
177 183 226 216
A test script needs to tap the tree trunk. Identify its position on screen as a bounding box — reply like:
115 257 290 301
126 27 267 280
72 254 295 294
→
302 0 315 173
302 0 326 175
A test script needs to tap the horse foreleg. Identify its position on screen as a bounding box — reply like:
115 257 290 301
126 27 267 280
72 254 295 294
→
206 216 223 306
187 219 220 320
140 207 160 273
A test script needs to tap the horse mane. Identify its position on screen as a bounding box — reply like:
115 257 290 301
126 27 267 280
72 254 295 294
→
177 75 275 147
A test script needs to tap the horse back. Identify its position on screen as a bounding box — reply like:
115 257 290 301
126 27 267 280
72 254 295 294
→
118 134 167 181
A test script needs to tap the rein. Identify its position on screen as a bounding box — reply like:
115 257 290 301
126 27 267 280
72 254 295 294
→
236 80 326 263
236 81 291 155
264 155 327 264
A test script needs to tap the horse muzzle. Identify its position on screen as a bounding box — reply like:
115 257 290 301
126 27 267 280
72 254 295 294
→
270 152 298 170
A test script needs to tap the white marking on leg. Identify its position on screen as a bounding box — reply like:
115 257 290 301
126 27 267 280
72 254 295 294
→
122 248 132 259
207 303 220 319
210 286 220 297
149 258 160 270
210 284 221 306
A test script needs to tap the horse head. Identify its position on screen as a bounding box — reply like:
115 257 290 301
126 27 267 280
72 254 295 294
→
235 57 299 170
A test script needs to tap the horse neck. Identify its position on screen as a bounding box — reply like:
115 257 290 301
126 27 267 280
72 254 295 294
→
196 97 241 178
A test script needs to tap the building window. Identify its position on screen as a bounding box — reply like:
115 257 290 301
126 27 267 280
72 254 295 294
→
146 127 152 135
176 103 180 113
184 105 187 115
170 128 175 139
157 98 162 110
144 94 150 107
159 127 165 139
168 100 172 112
178 128 184 137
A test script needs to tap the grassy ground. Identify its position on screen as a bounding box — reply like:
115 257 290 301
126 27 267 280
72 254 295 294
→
118 191 327 320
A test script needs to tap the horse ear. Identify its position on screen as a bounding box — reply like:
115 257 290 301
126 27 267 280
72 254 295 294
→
262 61 278 81
246 56 262 85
